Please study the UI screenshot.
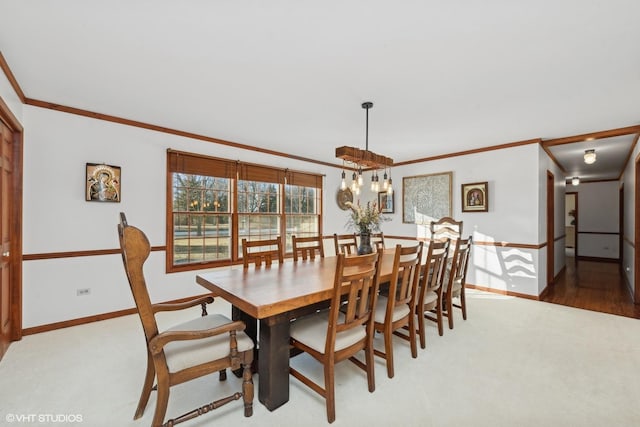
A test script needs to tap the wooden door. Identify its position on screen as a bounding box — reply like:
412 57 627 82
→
0 119 12 359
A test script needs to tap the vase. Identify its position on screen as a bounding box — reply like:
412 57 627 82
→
358 231 373 255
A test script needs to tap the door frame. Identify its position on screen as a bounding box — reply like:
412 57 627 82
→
547 170 555 286
0 96 23 353
634 155 640 303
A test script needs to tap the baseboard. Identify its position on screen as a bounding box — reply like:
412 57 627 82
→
576 256 620 263
465 284 541 301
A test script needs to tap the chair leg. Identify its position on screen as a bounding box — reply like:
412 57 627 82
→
151 377 170 427
134 351 156 420
447 293 454 330
242 362 254 417
417 307 426 349
365 336 376 393
325 362 336 423
436 299 444 336
384 327 395 379
408 314 418 358
218 369 227 381
460 288 467 320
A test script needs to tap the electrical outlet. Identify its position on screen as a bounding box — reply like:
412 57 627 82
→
76 288 90 296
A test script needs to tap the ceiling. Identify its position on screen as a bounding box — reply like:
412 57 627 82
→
1 1 639 179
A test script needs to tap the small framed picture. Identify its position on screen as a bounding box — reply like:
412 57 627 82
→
86 163 121 202
461 181 488 212
378 191 394 214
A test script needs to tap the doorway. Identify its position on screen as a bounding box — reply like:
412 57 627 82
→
0 101 23 361
565 192 577 258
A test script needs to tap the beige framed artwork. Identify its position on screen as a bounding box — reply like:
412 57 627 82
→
86 163 121 202
461 181 488 212
402 172 452 223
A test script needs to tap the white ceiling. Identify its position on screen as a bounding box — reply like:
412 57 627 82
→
1 1 639 177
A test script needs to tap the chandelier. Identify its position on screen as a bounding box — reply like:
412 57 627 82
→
584 149 596 164
336 102 394 195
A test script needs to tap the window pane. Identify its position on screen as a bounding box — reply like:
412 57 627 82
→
172 173 232 266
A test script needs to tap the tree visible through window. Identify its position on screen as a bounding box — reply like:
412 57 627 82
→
166 150 322 272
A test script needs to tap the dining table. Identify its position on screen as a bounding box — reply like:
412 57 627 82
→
196 250 398 411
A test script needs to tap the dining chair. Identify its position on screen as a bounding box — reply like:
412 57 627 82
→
242 236 284 267
333 233 358 255
429 217 463 242
117 213 254 427
373 242 424 378
289 250 383 423
371 232 385 250
443 236 473 329
292 235 325 261
416 239 450 346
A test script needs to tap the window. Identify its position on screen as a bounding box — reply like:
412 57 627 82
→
167 150 322 272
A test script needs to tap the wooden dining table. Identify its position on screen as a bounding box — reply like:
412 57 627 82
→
196 251 397 411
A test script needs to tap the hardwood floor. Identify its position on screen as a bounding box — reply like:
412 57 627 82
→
542 256 640 319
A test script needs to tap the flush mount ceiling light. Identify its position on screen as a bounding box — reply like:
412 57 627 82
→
572 177 580 186
336 102 394 195
584 149 596 164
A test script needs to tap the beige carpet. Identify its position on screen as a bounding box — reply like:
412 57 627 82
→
1 290 639 426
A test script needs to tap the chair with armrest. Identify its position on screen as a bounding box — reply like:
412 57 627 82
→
429 217 463 242
242 236 283 268
118 213 254 427
333 233 358 255
373 242 424 378
292 235 325 261
443 236 473 329
289 250 383 423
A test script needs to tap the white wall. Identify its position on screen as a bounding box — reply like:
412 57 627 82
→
14 103 562 328
0 70 22 122
573 181 619 259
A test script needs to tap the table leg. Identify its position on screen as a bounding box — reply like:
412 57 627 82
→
258 313 290 411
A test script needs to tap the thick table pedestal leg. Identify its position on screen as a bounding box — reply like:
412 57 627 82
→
258 313 290 411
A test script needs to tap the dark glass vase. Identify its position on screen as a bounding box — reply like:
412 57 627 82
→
358 231 373 255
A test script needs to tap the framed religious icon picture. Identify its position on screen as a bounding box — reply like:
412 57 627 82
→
461 181 488 212
378 191 394 214
86 163 121 202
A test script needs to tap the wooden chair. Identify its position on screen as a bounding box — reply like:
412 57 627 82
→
371 232 385 250
117 213 254 427
443 236 473 329
289 250 382 423
373 242 424 378
416 239 450 346
292 235 325 261
242 236 283 268
429 217 463 242
333 233 358 255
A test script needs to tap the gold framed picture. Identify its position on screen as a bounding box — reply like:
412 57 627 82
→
378 191 394 214
461 181 487 212
86 163 121 202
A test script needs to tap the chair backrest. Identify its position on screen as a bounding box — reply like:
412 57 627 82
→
419 239 450 296
446 236 473 289
430 217 463 242
387 242 424 313
333 233 358 255
292 235 325 261
117 212 159 343
371 232 385 250
242 236 284 268
326 250 382 352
